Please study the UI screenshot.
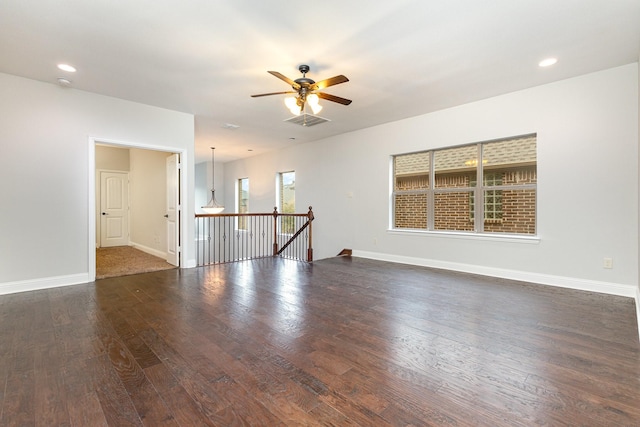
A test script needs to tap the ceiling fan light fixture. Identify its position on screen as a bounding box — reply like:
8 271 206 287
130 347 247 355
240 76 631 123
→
307 93 322 114
252 65 351 113
285 96 301 115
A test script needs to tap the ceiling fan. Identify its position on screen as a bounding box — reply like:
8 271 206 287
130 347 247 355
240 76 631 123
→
251 64 352 115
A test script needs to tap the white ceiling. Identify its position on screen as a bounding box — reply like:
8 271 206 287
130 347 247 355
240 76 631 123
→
1 1 638 163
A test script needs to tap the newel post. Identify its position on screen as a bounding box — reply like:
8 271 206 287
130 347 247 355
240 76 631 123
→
307 206 314 262
272 207 279 256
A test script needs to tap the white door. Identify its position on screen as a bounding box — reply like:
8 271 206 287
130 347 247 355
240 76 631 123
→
100 171 129 247
166 154 180 266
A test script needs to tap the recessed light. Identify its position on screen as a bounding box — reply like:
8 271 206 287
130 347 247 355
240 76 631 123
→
538 57 557 67
57 63 76 72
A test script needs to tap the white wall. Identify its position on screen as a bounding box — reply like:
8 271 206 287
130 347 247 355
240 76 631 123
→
96 145 130 171
129 148 171 256
223 64 639 296
0 72 195 293
195 162 208 213
637 53 640 335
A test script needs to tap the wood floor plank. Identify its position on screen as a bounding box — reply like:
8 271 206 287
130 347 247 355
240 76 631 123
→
47 288 72 327
67 391 109 427
90 354 143 426
1 256 639 425
34 369 69 427
137 327 236 422
179 325 324 424
139 307 305 425
32 326 69 425
102 308 162 369
2 370 36 426
143 363 217 427
101 331 177 426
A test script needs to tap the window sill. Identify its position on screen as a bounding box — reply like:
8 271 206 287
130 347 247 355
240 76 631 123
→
387 228 540 244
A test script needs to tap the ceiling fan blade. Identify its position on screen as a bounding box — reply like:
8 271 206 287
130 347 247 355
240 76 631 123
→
317 91 352 105
312 75 349 90
251 91 296 98
267 71 301 90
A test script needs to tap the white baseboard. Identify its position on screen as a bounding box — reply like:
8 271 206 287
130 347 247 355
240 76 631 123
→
129 241 166 259
126 241 197 269
0 243 189 296
352 250 637 298
0 273 89 296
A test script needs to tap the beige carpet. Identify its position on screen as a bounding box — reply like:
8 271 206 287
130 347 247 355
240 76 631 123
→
96 246 176 279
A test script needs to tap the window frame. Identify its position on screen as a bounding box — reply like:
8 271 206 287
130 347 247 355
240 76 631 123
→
276 171 296 235
391 134 537 237
237 177 249 230
277 171 295 213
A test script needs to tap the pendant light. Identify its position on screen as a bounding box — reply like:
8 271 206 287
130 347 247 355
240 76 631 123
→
202 147 225 213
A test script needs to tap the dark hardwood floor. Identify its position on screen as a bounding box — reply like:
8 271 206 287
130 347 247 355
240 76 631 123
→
1 256 639 426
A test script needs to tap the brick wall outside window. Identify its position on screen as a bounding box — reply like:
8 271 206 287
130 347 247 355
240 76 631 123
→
393 135 537 235
434 191 475 231
394 193 427 229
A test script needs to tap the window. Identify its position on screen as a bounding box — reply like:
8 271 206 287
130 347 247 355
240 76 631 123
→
278 171 295 213
393 134 536 235
278 171 295 233
237 178 249 230
470 173 502 221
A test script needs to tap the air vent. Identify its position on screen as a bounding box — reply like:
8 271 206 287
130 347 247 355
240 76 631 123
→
284 113 330 127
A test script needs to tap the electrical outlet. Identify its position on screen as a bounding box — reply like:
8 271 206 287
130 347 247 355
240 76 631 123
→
603 257 613 269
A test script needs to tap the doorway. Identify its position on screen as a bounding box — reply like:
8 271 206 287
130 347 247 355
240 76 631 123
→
89 138 186 281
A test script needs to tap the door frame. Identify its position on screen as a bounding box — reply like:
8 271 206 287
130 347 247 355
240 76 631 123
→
88 137 188 281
